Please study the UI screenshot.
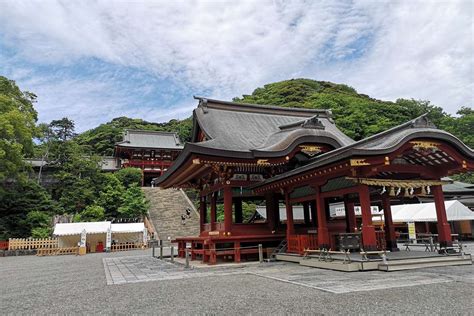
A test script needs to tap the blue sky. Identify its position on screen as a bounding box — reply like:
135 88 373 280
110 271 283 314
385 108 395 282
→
0 0 472 132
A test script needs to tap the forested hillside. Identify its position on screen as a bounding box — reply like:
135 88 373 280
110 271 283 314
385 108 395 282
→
234 79 472 145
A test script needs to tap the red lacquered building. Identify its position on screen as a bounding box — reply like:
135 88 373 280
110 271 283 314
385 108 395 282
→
155 97 474 265
115 130 184 186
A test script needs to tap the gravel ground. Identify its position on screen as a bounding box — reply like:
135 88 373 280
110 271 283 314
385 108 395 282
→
1 248 473 315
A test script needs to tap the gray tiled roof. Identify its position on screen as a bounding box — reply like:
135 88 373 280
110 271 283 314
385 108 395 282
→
252 114 474 188
441 178 474 193
116 130 183 150
155 98 354 185
191 97 354 154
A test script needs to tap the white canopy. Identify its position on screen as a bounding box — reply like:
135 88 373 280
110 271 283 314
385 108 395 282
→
53 222 111 236
387 200 474 223
111 223 145 233
54 222 145 236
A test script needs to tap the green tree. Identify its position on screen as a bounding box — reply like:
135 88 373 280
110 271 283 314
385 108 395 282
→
0 181 62 239
441 107 474 183
0 76 37 182
440 107 474 148
50 117 76 142
25 210 52 238
96 173 125 218
41 118 104 213
25 210 51 228
31 227 52 238
118 185 150 218
115 167 142 188
75 205 106 222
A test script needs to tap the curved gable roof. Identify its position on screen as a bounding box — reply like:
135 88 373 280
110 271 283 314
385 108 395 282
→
251 114 474 189
191 97 353 153
155 98 354 186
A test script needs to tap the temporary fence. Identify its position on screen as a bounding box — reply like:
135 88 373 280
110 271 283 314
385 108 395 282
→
111 242 146 252
37 247 79 256
8 238 58 250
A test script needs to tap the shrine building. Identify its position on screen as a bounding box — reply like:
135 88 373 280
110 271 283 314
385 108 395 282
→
155 97 474 267
114 129 183 185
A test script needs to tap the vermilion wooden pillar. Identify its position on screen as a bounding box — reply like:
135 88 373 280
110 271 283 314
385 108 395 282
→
433 185 453 247
315 186 330 249
381 194 399 251
303 202 310 225
199 195 207 233
344 197 356 233
223 186 233 233
265 193 277 231
234 197 243 224
210 192 217 231
284 191 295 236
358 185 377 251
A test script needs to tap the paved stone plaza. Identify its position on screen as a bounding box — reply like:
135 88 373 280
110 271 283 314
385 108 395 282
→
1 247 473 314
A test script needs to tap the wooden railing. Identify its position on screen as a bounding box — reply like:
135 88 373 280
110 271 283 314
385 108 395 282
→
9 238 58 250
111 242 146 252
37 247 79 256
287 234 318 255
0 240 8 250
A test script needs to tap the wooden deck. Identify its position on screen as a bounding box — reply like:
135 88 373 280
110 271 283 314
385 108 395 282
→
276 249 473 272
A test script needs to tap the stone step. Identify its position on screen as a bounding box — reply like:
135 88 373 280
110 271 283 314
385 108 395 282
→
143 187 200 243
378 255 473 271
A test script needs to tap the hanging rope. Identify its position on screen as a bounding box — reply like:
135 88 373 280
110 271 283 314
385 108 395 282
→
346 177 451 188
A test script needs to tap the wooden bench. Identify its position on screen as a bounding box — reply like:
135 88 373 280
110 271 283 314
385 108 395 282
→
404 242 436 252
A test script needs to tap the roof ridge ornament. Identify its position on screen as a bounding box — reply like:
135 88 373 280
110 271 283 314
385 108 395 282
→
279 114 325 130
302 115 325 129
411 114 437 129
197 97 209 113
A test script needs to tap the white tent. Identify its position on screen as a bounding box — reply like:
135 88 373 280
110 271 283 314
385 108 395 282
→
111 223 146 244
387 200 474 223
53 221 111 236
53 222 146 250
53 222 111 250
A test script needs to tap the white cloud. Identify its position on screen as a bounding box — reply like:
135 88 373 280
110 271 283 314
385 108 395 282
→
0 0 472 131
316 0 473 111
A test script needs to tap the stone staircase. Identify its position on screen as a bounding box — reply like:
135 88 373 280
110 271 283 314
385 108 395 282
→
142 187 200 243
